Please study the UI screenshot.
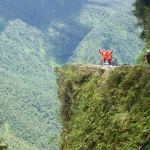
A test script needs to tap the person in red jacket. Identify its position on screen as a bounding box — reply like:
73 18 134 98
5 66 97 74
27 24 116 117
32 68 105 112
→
99 49 107 65
106 50 113 65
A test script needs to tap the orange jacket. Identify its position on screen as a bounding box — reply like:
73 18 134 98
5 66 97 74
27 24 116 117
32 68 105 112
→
107 51 113 60
100 50 107 59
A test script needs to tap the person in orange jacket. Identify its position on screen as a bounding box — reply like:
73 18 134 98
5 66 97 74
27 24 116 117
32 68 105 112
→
106 50 113 65
99 49 107 65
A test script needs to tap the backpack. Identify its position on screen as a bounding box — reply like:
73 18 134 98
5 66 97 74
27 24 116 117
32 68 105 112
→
147 52 150 57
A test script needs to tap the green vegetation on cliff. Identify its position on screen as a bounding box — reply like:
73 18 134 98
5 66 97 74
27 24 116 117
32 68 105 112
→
56 65 150 150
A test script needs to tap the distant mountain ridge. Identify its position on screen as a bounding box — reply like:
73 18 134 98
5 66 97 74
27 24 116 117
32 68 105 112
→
0 0 143 64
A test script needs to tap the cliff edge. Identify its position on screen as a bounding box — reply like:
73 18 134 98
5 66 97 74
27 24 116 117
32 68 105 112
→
55 64 150 150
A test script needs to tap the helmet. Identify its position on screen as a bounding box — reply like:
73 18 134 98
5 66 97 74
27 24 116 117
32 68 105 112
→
147 50 150 52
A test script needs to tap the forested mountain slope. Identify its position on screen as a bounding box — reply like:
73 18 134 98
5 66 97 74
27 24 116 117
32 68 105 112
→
0 20 60 150
0 0 143 65
68 0 144 64
56 64 150 150
0 0 90 64
0 0 145 149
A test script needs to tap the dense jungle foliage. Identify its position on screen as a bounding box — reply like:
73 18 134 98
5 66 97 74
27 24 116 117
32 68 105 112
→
0 20 64 150
133 0 150 42
0 21 61 150
56 65 150 150
0 0 145 149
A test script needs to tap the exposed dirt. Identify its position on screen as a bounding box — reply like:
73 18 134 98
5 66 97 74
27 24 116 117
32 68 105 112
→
72 64 121 88
72 64 120 72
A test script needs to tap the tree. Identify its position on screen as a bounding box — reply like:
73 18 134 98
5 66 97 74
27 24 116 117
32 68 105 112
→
133 0 150 43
